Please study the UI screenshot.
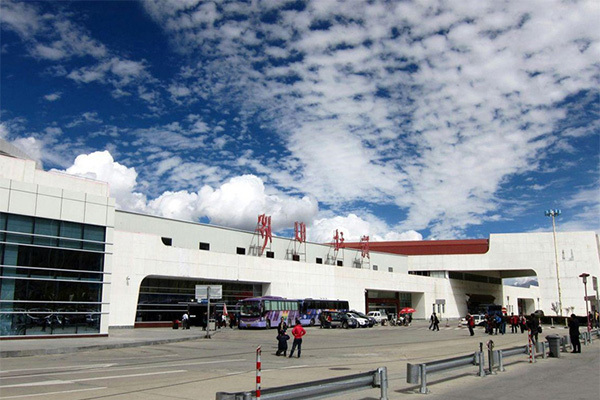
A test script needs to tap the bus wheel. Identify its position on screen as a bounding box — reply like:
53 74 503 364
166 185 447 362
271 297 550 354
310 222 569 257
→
310 318 315 326
266 320 271 329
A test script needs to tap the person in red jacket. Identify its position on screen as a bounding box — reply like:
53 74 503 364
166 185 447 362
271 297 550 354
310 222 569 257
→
288 319 306 358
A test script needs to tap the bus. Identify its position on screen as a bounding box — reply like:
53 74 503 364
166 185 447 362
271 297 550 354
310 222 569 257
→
237 296 300 329
299 299 350 326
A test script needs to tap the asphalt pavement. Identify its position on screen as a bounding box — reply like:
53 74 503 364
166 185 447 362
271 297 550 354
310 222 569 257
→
0 322 598 400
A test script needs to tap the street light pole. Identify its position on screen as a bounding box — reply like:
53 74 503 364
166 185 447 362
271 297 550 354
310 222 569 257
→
579 273 591 333
545 209 562 316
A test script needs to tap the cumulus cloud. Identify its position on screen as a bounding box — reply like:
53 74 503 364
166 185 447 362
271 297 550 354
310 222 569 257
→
58 151 319 232
62 151 147 211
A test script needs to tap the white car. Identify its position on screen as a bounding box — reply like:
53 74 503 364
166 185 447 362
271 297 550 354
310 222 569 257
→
347 312 370 328
459 314 486 327
367 311 388 324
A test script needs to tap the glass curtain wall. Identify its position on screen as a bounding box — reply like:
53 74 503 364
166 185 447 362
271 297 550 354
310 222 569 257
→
0 213 106 336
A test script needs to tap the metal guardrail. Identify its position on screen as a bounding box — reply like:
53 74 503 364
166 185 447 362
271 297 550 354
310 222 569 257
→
407 352 484 394
407 341 551 394
216 367 388 400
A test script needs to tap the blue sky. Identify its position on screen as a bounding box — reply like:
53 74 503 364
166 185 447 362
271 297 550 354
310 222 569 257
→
1 0 599 244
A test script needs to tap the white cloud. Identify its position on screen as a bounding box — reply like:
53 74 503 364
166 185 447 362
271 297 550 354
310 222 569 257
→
43 92 62 102
58 151 319 232
62 151 146 211
144 0 600 238
310 213 422 243
196 175 319 231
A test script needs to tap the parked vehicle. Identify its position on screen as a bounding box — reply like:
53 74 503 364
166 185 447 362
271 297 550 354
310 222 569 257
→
347 312 370 328
351 310 375 327
459 314 486 327
367 311 388 325
320 311 357 329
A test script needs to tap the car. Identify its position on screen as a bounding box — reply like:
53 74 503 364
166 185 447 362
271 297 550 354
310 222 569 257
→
347 312 370 328
320 311 358 329
367 311 388 325
351 310 375 327
459 314 486 327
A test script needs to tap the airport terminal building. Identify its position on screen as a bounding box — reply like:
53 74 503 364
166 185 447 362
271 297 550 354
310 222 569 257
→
1 146 599 338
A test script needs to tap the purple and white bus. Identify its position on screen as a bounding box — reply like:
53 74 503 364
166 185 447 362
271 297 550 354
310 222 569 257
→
237 296 300 329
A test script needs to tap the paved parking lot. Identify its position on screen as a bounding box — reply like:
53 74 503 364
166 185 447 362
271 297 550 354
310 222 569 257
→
0 321 598 399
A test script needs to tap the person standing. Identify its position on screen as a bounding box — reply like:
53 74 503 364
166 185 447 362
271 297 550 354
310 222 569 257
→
277 316 288 335
568 314 581 353
182 312 189 329
432 312 440 331
467 314 475 336
289 319 306 358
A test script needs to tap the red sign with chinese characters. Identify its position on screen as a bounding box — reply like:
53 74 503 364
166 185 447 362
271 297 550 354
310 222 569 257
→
295 222 306 243
256 214 272 254
333 229 345 250
360 235 370 259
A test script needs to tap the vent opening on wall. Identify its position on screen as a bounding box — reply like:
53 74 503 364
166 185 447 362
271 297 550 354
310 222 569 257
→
388 267 393 272
199 242 210 251
373 265 378 271
161 237 172 246
316 257 323 264
337 260 343 267
266 251 275 259
236 247 246 255
292 254 300 261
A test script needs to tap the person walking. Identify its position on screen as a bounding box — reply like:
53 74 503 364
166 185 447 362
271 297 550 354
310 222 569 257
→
432 312 440 331
428 313 435 330
467 314 475 336
289 319 306 358
510 313 518 333
527 313 539 344
568 314 581 353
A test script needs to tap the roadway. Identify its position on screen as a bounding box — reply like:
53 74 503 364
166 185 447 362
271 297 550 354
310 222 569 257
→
0 321 598 399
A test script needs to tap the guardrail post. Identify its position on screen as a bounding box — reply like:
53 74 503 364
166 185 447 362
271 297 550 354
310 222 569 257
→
419 364 428 394
542 342 548 359
477 351 485 377
497 350 505 372
377 367 388 400
487 340 495 374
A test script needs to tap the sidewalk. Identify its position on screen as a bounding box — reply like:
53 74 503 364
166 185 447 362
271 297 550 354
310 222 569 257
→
0 326 218 358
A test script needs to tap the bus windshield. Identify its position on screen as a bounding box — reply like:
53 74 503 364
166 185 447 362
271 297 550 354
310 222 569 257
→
239 301 261 317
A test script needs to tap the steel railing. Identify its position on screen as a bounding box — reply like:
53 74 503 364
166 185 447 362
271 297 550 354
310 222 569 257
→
407 351 484 394
216 367 388 400
407 341 551 394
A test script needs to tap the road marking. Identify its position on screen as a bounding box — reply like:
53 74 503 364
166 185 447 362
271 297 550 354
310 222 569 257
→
0 364 115 374
2 359 246 380
0 386 107 399
0 370 186 389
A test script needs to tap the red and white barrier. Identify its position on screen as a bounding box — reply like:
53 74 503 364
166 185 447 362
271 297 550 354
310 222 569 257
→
256 345 261 399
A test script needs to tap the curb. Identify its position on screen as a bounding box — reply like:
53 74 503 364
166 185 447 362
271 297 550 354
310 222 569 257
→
0 332 219 358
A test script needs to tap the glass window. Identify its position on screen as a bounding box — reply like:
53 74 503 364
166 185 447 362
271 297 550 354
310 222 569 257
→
6 215 33 244
33 218 59 247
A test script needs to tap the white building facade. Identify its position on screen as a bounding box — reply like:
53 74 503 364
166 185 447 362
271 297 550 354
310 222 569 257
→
0 150 598 338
